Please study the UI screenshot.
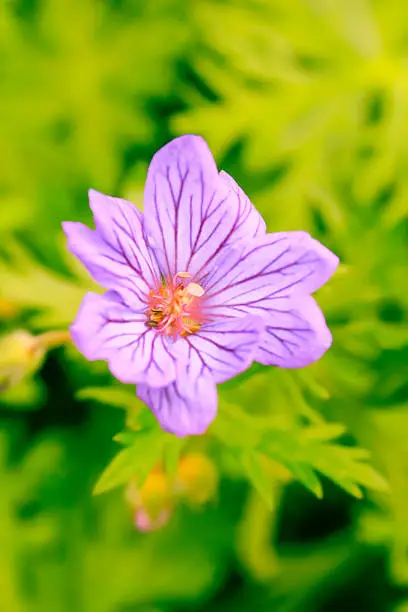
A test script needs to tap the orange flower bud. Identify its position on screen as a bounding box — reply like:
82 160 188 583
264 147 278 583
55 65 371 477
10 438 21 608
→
176 453 218 506
126 470 173 532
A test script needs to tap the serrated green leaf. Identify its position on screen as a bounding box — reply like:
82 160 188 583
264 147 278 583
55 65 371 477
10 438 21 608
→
241 451 274 508
76 387 141 412
336 480 364 500
127 406 158 430
162 437 187 478
346 463 389 493
113 431 140 447
283 461 323 499
212 394 387 500
93 427 165 496
302 423 348 442
211 400 262 448
259 424 387 500
220 362 269 390
0 240 93 328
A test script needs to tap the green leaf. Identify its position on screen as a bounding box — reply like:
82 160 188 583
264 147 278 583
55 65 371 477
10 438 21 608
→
220 362 269 390
301 423 348 442
162 436 187 478
213 396 387 500
260 429 387 500
77 387 142 412
211 400 263 448
283 460 323 499
112 431 140 447
241 451 274 508
0 240 94 328
93 427 166 496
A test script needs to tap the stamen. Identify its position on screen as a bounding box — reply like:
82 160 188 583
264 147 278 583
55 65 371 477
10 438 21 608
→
186 283 205 297
146 272 205 337
176 271 192 279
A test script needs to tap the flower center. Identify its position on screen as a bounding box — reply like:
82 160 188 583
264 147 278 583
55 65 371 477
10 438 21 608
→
146 272 204 338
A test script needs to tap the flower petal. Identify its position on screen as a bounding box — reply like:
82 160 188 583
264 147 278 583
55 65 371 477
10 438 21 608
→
143 135 266 278
203 231 339 317
180 315 263 384
88 189 143 246
70 292 181 387
62 191 160 305
256 295 333 367
137 369 218 437
136 316 262 436
219 170 266 239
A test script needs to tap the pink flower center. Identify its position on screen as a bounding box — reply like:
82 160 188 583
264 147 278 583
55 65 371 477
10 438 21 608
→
146 272 205 338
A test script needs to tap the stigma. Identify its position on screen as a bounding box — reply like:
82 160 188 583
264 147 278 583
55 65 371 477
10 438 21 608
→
146 272 204 338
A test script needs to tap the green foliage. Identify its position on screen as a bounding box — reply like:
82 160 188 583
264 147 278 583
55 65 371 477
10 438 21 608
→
0 422 237 612
93 426 166 495
0 0 407 610
213 396 387 501
0 238 95 328
77 386 142 413
162 437 188 478
241 450 276 507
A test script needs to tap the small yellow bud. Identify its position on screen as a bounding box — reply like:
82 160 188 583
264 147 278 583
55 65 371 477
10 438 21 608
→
126 470 173 532
125 453 218 532
176 453 218 506
0 331 45 391
0 329 71 392
0 298 18 319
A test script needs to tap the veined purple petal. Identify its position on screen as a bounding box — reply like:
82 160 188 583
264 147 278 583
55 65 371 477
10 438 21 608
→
256 295 333 367
202 231 339 317
70 292 182 387
219 170 266 239
63 191 160 306
178 315 263 384
88 189 142 245
143 135 266 279
137 368 217 437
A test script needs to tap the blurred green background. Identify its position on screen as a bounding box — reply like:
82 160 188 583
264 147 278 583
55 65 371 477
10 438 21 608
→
1 0 408 610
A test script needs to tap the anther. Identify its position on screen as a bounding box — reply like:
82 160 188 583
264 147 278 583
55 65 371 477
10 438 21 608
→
176 272 192 279
186 283 205 297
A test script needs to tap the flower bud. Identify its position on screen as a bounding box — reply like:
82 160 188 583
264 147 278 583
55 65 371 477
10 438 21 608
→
134 507 171 533
125 453 219 532
176 453 218 506
0 331 45 391
126 470 173 532
0 329 70 392
0 298 18 319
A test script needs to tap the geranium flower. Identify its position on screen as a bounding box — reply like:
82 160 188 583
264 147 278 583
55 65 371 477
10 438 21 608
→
63 135 338 436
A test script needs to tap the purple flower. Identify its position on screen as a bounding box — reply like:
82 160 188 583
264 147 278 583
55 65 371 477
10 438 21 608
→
63 135 338 437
